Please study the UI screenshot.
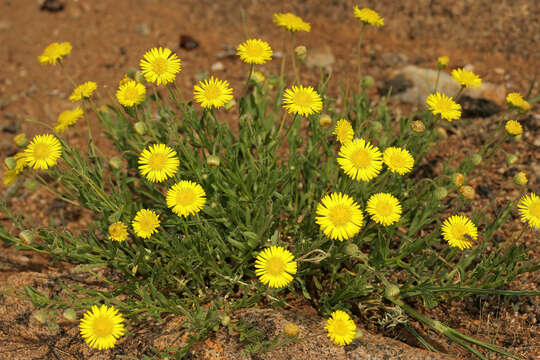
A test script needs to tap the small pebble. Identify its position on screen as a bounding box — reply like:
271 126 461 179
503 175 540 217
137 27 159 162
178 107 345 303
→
211 62 225 72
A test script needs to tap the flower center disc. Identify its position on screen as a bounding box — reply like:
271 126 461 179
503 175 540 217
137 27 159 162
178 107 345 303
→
266 256 286 276
152 58 169 75
93 315 114 337
375 201 393 217
450 224 469 241
293 92 312 107
351 149 371 168
33 143 51 161
204 85 222 100
331 319 348 336
148 153 168 171
530 202 540 218
124 87 140 101
176 189 196 207
389 154 405 167
329 205 352 226
246 44 264 57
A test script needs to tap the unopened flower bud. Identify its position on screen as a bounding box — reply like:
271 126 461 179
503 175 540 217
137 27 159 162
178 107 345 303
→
513 171 527 186
19 230 34 244
411 120 426 133
370 121 383 132
134 71 145 84
319 114 332 128
345 243 359 256
434 187 448 200
437 56 449 69
134 121 146 135
453 173 465 187
224 99 236 111
13 133 28 147
126 67 138 79
471 154 482 166
33 311 48 324
62 308 77 322
283 322 299 337
207 155 220 167
460 185 475 200
109 156 123 170
23 178 38 191
362 75 374 88
355 329 363 339
221 315 231 326
294 45 307 62
384 284 400 298
250 71 265 84
435 127 447 140
4 157 16 170
505 154 518 166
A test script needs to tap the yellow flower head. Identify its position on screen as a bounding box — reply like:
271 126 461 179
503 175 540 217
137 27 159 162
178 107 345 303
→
38 42 72 65
132 209 160 238
69 81 97 102
282 85 323 117
383 147 414 175
333 119 354 145
166 180 206 217
426 92 461 122
441 215 478 250
366 193 402 226
316 192 364 241
237 39 273 64
193 76 234 109
273 13 311 32
255 246 297 288
138 144 179 183
337 138 383 182
517 193 540 229
506 92 531 112
505 120 522 135
140 47 181 86
24 134 62 170
108 222 128 242
451 68 482 88
325 310 356 346
437 56 450 67
54 107 84 133
353 6 384 26
79 304 125 350
116 80 146 107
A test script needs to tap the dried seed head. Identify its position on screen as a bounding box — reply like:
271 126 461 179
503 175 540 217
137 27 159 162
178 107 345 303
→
294 45 307 62
283 322 300 337
411 120 426 133
460 185 475 200
319 114 332 128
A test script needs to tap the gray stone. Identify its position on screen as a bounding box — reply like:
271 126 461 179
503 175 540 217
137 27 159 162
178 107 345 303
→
210 61 225 72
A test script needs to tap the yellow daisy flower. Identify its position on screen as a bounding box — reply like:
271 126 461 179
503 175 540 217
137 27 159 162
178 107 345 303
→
193 76 234 109
54 107 84 133
166 180 206 217
282 85 323 117
69 81 97 102
426 92 461 122
38 41 72 65
353 6 384 26
383 147 414 175
437 56 449 67
237 39 273 64
79 304 125 350
506 92 531 112
108 222 128 242
255 246 297 288
505 120 522 135
325 310 356 346
138 144 179 183
366 193 402 226
517 193 540 229
24 134 62 170
451 68 482 88
132 209 160 238
337 138 382 182
116 80 146 107
315 192 364 241
333 119 354 144
441 215 478 250
273 13 311 32
140 47 181 86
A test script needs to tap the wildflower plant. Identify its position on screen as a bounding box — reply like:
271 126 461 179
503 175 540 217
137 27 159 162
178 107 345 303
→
1 13 539 360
